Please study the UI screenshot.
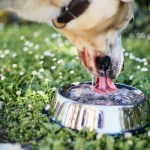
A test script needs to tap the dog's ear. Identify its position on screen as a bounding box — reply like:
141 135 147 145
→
120 0 134 2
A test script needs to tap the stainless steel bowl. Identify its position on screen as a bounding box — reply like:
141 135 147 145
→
53 82 150 134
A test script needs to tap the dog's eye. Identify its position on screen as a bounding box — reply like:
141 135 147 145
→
129 18 134 24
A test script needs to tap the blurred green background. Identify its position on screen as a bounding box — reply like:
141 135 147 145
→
0 1 150 150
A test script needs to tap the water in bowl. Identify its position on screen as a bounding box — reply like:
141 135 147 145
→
64 83 144 105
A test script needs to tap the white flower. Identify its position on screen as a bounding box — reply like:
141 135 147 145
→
34 44 40 50
135 58 142 62
141 67 148 72
0 54 5 58
129 33 134 38
59 72 62 75
37 74 43 79
53 58 57 61
0 68 4 72
140 32 146 39
16 91 21 96
57 37 63 43
19 72 24 76
59 76 63 79
37 71 42 77
47 43 51 46
33 32 39 37
28 104 32 109
4 49 10 55
12 64 17 68
124 52 129 57
45 79 49 83
23 47 29 52
1 75 6 81
43 50 50 56
28 51 33 55
71 59 76 64
69 70 75 74
51 66 56 70
44 38 51 45
37 91 45 97
129 75 134 80
124 132 132 139
57 33 62 37
45 104 51 111
43 51 55 57
45 79 49 82
39 61 43 65
73 82 80 86
147 131 150 137
44 37 50 43
28 43 34 48
70 47 77 55
39 68 44 73
35 55 39 60
24 41 30 46
127 140 133 145
12 53 17 58
96 133 103 140
144 62 148 65
51 33 58 38
52 87 56 91
50 54 55 57
142 58 147 62
20 35 25 40
136 65 141 70
64 40 70 46
122 48 126 52
40 55 44 59
32 71 38 76
57 59 64 64
129 53 135 60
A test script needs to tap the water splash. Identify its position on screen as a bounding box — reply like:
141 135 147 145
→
91 75 95 91
65 84 144 105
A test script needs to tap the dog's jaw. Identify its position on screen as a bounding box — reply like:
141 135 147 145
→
77 35 124 79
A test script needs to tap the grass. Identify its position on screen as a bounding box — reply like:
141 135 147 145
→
0 22 150 150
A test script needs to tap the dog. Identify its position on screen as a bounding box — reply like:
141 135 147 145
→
0 0 134 92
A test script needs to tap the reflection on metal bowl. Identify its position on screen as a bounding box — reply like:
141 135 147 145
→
53 82 150 134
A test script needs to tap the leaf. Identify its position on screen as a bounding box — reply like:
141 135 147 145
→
105 136 114 150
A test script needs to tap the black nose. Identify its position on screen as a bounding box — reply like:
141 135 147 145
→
95 55 112 72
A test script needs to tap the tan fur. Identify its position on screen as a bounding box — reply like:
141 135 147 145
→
0 0 69 22
0 0 134 78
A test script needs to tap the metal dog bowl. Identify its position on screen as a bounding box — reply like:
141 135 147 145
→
53 82 150 134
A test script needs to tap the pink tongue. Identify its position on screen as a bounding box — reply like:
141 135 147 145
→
94 77 117 94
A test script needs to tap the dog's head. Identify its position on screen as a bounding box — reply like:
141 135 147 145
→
1 0 133 79
52 0 134 79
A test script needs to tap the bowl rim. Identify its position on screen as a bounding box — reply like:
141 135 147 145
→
56 82 146 108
